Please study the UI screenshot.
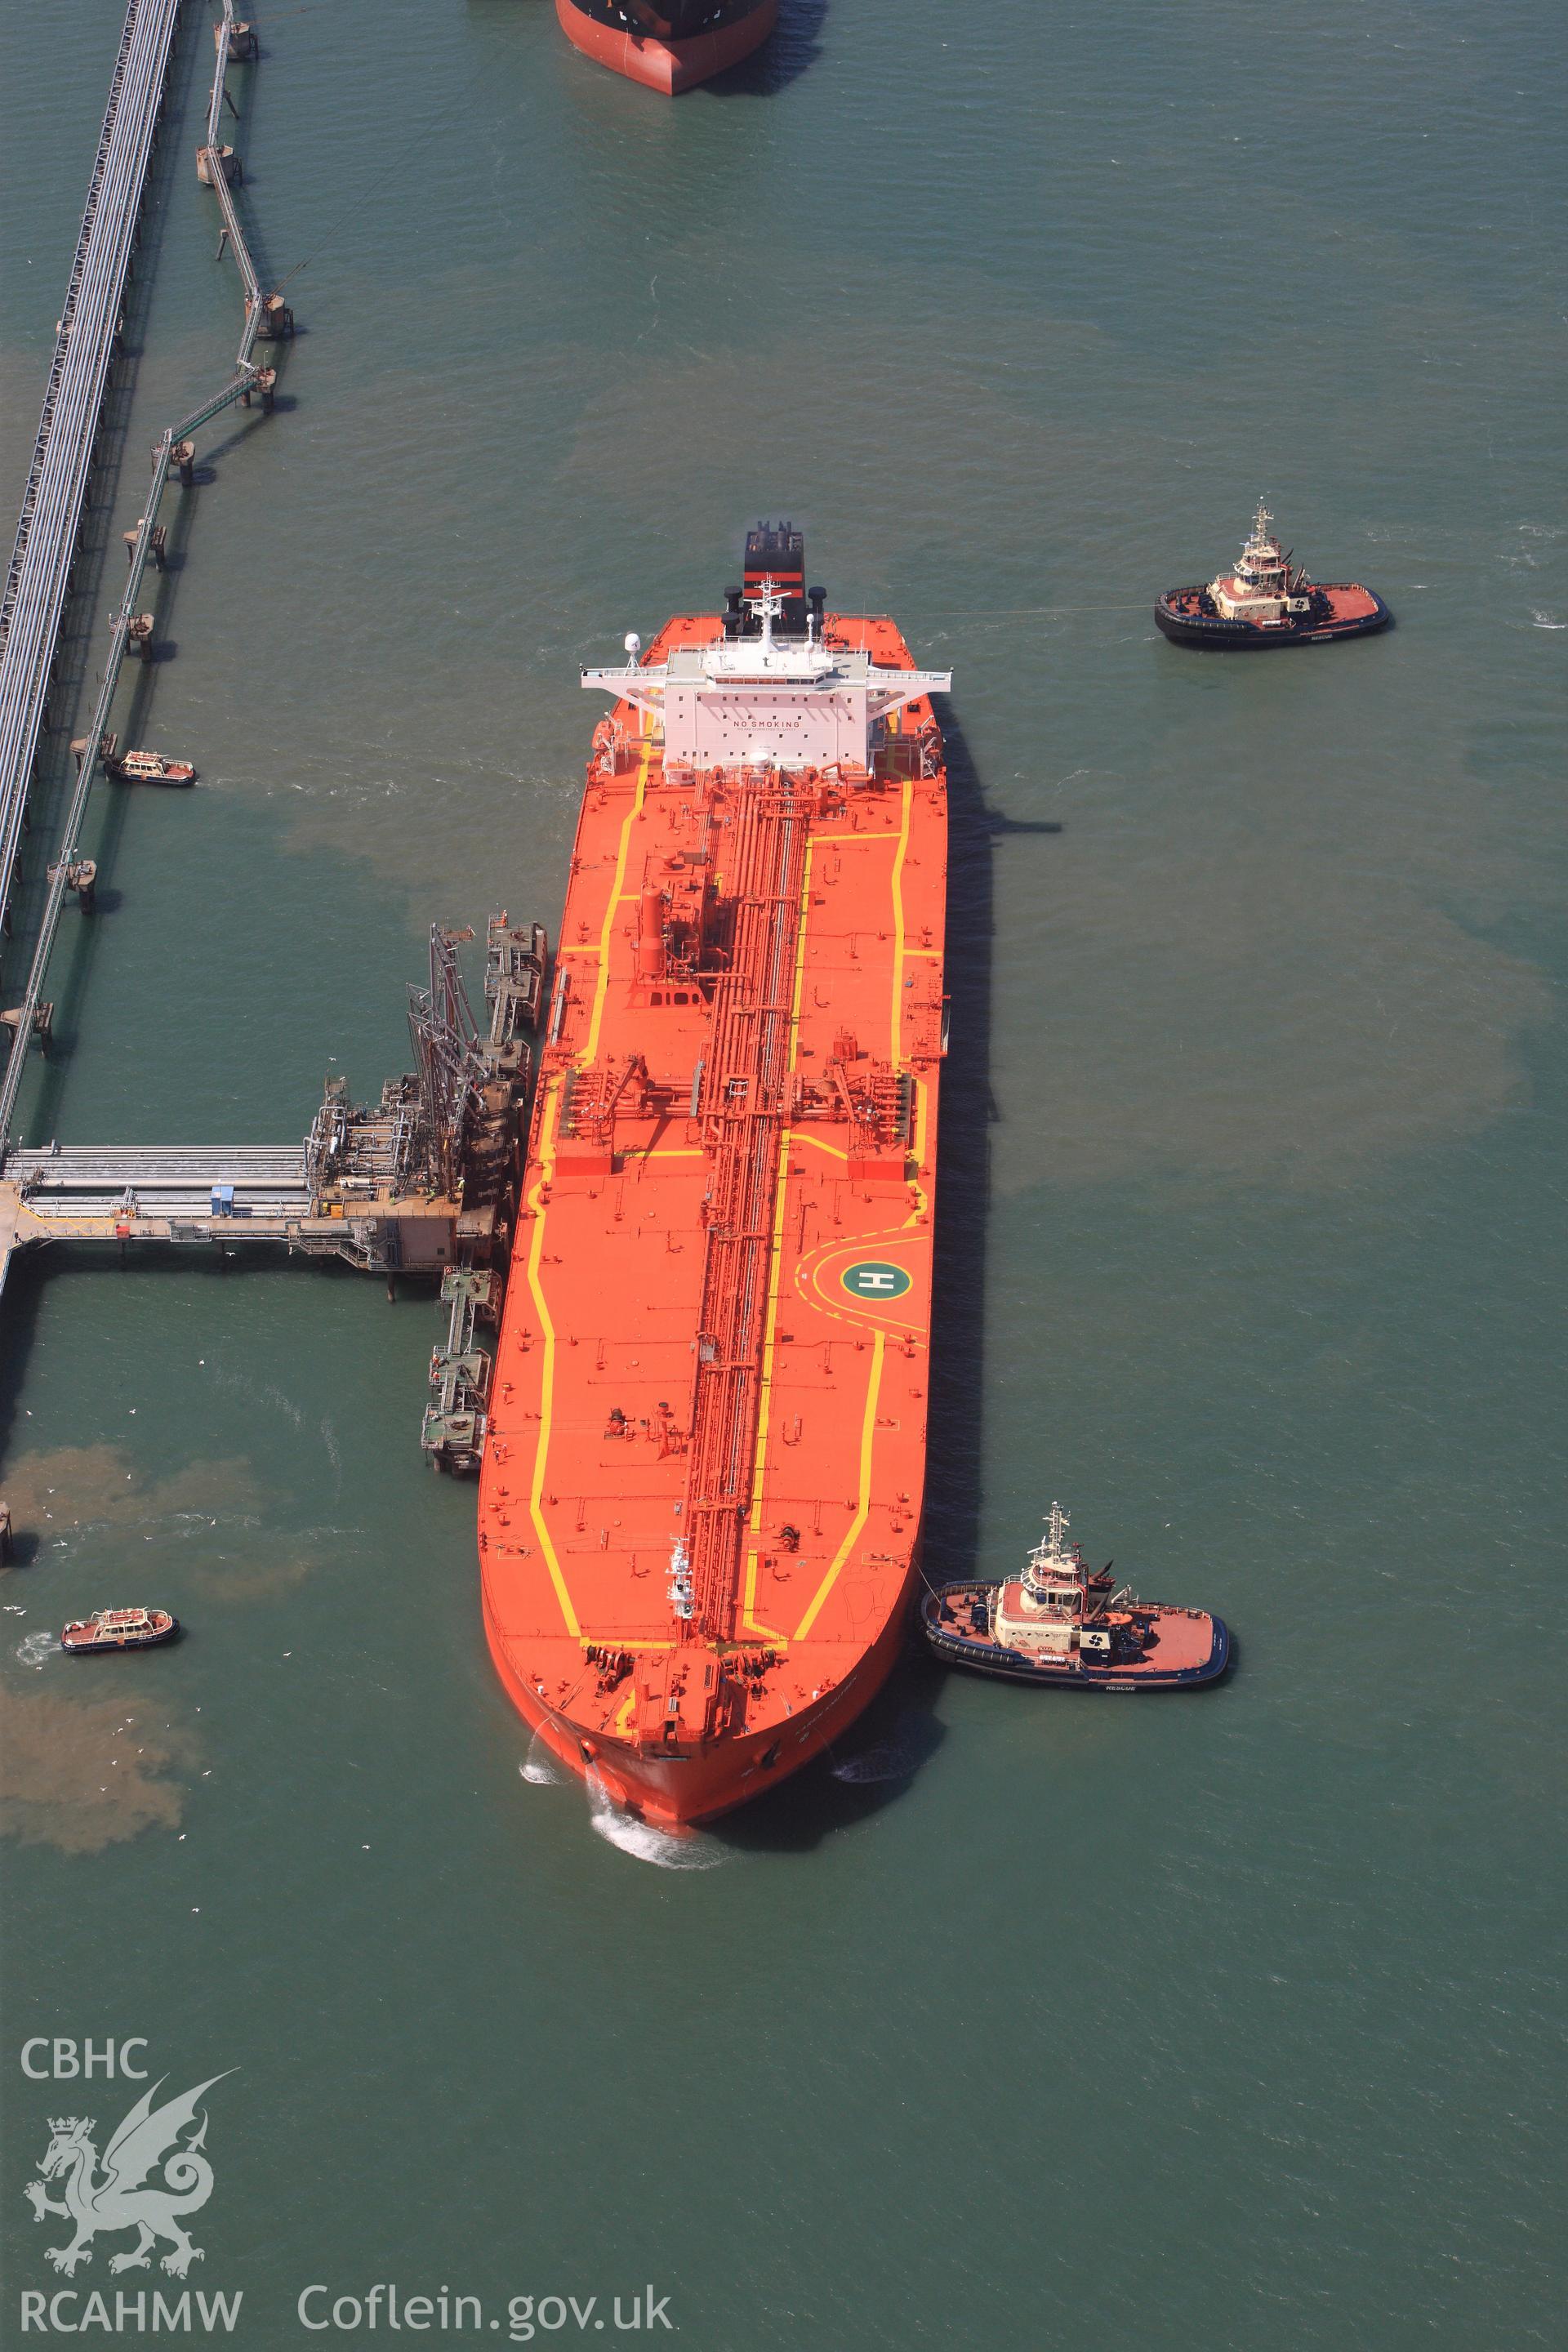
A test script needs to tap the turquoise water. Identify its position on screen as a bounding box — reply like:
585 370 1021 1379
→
2 3 1563 2345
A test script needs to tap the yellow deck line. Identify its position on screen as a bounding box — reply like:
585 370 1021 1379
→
793 1131 848 1161
793 1329 885 1642
520 723 651 1640
583 737 651 1064
523 1090 581 1638
742 1548 791 1650
524 742 915 1659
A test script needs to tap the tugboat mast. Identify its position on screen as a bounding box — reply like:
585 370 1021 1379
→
1023 1502 1079 1604
1234 502 1286 591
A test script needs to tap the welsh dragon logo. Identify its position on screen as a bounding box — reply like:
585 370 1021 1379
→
24 2074 232 2278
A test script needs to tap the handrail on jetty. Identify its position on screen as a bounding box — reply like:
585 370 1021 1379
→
0 0 181 960
0 0 290 1154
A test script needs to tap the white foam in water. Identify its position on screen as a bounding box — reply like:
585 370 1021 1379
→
1531 610 1565 628
16 1629 57 1671
584 1768 727 1869
519 1731 568 1787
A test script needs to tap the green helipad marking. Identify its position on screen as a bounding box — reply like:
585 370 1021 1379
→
840 1260 911 1301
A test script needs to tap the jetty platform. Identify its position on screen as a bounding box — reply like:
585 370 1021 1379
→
0 920 545 1475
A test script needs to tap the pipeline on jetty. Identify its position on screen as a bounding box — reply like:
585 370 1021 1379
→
0 8 546 1535
0 0 290 1148
0 0 182 947
0 918 548 1474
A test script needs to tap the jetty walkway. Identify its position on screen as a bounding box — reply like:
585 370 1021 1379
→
0 1 286 1149
0 14 541 1497
0 0 182 950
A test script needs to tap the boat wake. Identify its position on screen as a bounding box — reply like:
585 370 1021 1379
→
518 1731 568 1786
585 1769 728 1869
16 1629 58 1671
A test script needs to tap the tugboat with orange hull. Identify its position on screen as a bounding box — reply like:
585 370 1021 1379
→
1156 503 1389 649
923 1504 1230 1690
555 0 778 95
60 1607 180 1655
479 527 951 1827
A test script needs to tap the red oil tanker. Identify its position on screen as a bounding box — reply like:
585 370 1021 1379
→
479 528 951 1825
555 0 778 95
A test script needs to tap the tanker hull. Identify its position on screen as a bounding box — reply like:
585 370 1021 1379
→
1155 583 1390 648
480 567 950 1827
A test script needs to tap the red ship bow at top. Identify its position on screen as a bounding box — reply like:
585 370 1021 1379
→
555 0 780 95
